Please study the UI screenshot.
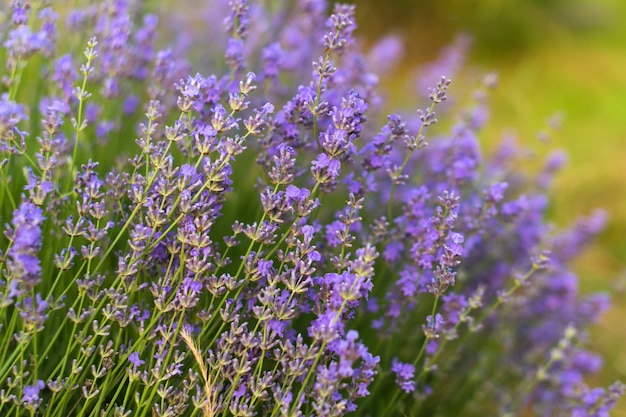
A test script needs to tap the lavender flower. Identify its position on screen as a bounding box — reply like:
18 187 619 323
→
0 1 620 416
5 202 45 294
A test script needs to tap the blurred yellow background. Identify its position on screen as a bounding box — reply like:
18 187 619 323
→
353 0 626 414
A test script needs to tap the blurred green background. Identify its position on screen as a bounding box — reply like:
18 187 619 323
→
351 0 626 413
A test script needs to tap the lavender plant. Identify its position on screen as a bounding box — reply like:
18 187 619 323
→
0 0 622 416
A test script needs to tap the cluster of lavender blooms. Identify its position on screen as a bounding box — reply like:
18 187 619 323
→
0 0 622 416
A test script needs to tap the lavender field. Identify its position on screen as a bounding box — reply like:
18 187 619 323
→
0 0 625 416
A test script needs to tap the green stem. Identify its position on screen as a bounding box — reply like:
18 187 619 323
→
67 39 97 193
